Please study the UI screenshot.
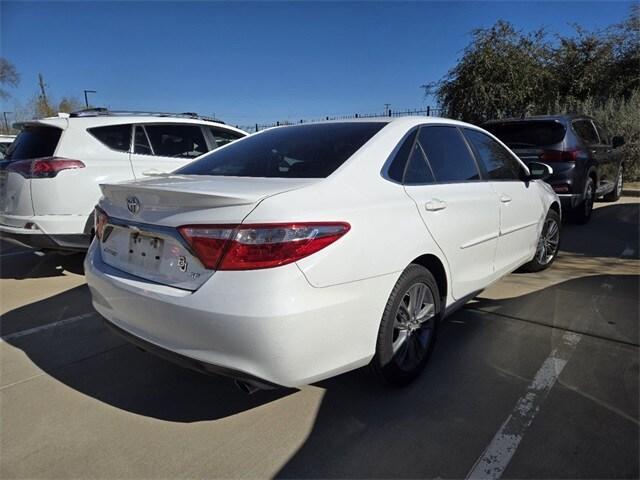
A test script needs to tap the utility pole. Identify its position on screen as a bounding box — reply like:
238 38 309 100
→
84 90 97 108
384 103 391 116
2 112 11 132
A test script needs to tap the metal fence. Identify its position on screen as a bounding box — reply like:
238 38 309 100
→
238 106 445 133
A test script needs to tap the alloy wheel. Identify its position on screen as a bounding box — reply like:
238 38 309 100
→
392 282 436 371
584 181 594 217
535 217 560 265
616 170 623 197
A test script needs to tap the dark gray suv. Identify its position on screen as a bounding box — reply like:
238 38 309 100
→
484 114 625 223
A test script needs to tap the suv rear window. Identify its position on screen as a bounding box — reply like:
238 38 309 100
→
5 126 62 160
177 122 387 178
484 121 566 148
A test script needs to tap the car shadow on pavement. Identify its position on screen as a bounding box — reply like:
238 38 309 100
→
561 202 639 259
0 250 85 279
2 286 294 422
276 273 640 479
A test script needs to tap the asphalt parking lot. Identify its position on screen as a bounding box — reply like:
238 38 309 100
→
1 197 638 479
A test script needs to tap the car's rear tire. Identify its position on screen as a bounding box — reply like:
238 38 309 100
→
603 168 623 202
520 209 561 273
370 264 440 386
570 177 595 224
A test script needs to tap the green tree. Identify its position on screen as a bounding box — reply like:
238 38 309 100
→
423 21 553 123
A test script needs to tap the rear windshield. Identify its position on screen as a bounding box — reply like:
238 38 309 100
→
176 122 387 178
484 121 566 148
5 126 62 161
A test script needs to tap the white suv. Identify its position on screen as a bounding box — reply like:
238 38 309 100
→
0 110 246 251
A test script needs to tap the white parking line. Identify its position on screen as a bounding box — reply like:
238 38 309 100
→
0 312 96 342
466 331 582 480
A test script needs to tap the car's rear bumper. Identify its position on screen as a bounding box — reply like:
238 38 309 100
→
0 213 91 251
0 223 90 251
84 242 396 388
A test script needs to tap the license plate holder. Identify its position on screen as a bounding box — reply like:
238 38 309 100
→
128 232 164 271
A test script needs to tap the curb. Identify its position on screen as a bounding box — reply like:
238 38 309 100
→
622 189 640 197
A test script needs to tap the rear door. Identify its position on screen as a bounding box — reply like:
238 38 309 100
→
463 128 544 275
129 123 211 178
402 125 500 300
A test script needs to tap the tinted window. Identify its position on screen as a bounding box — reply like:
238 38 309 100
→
404 143 434 184
464 128 523 181
89 124 131 152
387 129 417 182
418 126 480 182
134 126 152 155
6 126 62 161
210 127 244 148
484 121 566 148
145 124 208 158
177 122 386 178
573 120 599 145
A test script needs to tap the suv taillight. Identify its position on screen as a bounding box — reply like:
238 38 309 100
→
94 206 109 240
6 157 85 178
540 149 581 162
179 222 350 270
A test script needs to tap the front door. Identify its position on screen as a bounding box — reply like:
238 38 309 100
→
462 128 545 275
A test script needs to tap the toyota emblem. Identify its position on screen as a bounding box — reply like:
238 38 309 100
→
126 196 141 215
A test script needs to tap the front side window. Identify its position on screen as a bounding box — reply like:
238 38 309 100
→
210 127 244 148
89 124 132 152
418 126 480 182
177 122 386 178
463 128 523 181
573 120 599 145
145 124 208 159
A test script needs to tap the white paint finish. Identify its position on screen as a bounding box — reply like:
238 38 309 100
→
0 312 96 342
0 116 247 247
466 331 582 480
86 116 559 387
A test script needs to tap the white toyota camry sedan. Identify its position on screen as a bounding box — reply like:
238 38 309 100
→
85 117 561 391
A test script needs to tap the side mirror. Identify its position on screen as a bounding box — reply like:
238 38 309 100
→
525 161 553 181
612 136 625 148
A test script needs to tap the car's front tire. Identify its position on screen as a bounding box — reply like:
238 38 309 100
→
370 264 440 386
520 209 561 272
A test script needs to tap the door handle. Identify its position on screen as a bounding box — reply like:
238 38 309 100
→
499 195 512 204
142 169 168 176
425 199 447 211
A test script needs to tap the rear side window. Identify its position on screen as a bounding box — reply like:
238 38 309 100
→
484 121 566 148
387 129 417 182
5 126 62 160
463 128 523 181
89 124 132 152
418 126 480 182
145 124 208 158
210 127 244 148
572 120 599 145
134 126 152 155
404 143 434 184
177 122 386 178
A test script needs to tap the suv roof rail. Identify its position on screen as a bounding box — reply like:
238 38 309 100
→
69 108 225 124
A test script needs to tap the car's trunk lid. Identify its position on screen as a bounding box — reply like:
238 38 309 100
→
98 175 318 290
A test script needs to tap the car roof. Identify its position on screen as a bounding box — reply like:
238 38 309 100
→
265 115 478 130
14 114 247 135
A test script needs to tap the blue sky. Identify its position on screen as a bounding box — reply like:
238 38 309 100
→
1 1 635 127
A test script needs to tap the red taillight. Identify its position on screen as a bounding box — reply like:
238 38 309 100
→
179 222 350 270
6 157 85 178
540 149 581 162
94 207 109 240
552 184 570 193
